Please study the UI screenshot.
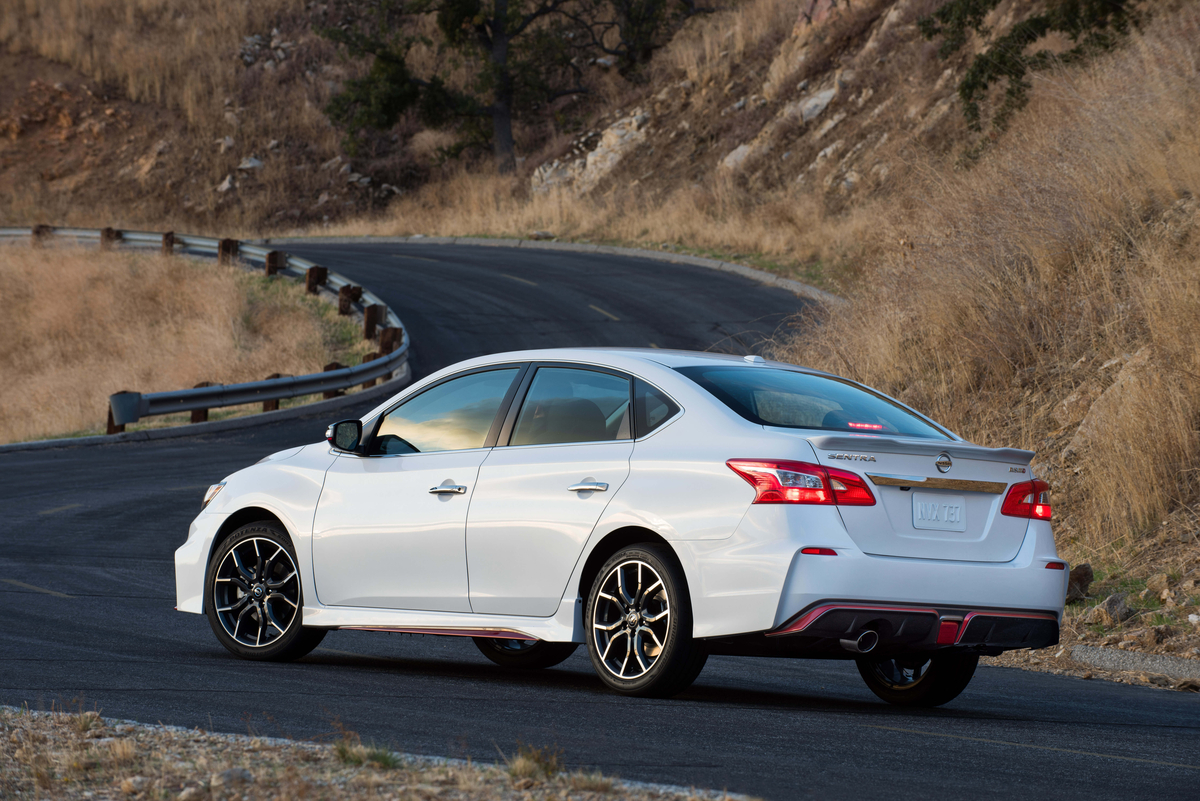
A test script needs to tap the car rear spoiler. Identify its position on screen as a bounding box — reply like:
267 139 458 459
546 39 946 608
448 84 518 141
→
807 435 1034 465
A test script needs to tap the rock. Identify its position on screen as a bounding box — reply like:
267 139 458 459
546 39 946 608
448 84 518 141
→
1176 679 1200 692
1065 563 1093 603
1147 573 1170 593
216 174 235 193
594 57 616 68
320 156 342 170
797 88 837 122
346 172 362 183
1086 593 1135 627
339 162 352 175
732 98 747 111
267 139 281 150
1188 614 1199 627
120 776 149 794
177 788 203 801
1066 347 1153 455
1054 384 1102 427
721 144 752 171
356 176 371 187
531 111 649 194
217 135 234 153
237 156 264 170
210 768 254 794
529 231 555 241
815 111 846 139
1143 625 1174 648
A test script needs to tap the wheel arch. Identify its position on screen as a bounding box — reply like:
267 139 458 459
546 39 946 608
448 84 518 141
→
576 526 690 605
207 507 291 570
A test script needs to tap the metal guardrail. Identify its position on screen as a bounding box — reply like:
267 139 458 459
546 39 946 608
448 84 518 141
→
0 226 410 431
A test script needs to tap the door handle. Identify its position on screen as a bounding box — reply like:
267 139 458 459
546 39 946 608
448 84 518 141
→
567 482 608 493
429 485 467 494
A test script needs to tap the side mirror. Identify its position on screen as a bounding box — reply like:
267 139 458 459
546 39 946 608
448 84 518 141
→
326 419 363 453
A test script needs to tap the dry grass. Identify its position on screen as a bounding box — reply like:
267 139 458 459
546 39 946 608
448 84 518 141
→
0 706 738 801
768 8 1200 564
0 245 369 443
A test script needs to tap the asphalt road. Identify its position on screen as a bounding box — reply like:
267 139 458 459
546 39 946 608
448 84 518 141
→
2 244 1198 800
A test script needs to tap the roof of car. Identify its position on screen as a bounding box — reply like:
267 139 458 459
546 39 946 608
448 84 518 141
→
481 346 837 376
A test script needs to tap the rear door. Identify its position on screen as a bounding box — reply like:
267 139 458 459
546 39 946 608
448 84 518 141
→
808 435 1033 562
467 366 633 616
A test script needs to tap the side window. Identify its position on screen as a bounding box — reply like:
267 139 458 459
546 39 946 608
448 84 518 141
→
510 368 631 446
634 378 680 437
370 368 520 455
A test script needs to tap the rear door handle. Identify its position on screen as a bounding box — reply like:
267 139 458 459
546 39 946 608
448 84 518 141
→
567 482 608 493
429 485 467 494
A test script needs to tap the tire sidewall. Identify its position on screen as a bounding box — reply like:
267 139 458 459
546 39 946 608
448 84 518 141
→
584 544 694 696
205 522 309 661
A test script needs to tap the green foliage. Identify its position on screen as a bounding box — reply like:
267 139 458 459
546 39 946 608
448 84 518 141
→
920 0 1135 132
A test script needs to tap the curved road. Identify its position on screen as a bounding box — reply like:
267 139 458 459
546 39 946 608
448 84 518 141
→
2 244 1197 800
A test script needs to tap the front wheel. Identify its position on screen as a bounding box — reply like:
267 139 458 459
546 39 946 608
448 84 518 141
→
472 637 578 669
585 544 707 698
855 652 979 707
205 522 326 662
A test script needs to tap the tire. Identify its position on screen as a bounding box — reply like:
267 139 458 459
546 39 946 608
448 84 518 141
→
855 652 979 707
585 544 707 698
205 522 326 662
472 637 579 669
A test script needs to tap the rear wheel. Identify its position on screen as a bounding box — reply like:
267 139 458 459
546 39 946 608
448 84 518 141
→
205 522 326 662
585 544 707 698
855 652 979 707
472 637 578 669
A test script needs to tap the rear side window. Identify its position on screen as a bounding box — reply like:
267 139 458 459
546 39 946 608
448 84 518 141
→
511 368 631 446
676 366 949 439
633 378 679 437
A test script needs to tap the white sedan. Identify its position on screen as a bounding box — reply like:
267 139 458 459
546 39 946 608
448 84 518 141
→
175 348 1067 706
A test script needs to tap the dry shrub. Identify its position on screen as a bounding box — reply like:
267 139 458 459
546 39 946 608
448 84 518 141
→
769 9 1200 558
661 0 802 86
335 166 877 283
0 246 361 443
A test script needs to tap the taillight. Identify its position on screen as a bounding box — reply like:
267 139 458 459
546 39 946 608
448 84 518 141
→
726 460 876 506
1001 479 1052 520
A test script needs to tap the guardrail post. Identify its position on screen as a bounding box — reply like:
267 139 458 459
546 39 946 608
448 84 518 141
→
380 326 404 354
106 407 125 435
323 363 345 399
361 353 381 388
217 239 238 265
262 373 282 411
265 251 284 277
191 382 215 422
162 232 175 256
108 391 142 429
338 285 363 315
100 227 122 250
31 225 52 248
305 265 327 294
363 303 384 340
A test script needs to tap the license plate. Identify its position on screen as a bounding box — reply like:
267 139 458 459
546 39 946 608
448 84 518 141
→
912 492 967 532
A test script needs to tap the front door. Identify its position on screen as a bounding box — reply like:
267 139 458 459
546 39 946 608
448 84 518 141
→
468 366 633 617
311 367 522 611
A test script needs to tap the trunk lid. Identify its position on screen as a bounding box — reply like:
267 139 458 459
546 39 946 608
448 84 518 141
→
807 434 1034 563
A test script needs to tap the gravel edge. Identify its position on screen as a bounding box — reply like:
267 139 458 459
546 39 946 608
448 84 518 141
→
0 364 411 455
261 235 845 307
1071 644 1200 680
1 705 751 800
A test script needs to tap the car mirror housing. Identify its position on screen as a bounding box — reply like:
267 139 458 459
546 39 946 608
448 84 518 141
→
326 419 363 453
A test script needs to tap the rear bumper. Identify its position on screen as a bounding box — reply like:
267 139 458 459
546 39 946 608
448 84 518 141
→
772 601 1058 652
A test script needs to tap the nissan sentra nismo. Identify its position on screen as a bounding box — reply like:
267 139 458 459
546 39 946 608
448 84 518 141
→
175 348 1067 706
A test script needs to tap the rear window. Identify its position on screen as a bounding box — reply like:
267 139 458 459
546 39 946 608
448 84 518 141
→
676 366 950 439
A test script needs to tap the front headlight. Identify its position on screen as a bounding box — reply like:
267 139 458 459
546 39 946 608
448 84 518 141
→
202 482 226 510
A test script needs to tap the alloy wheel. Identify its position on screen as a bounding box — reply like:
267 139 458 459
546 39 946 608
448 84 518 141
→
591 559 671 680
212 537 301 648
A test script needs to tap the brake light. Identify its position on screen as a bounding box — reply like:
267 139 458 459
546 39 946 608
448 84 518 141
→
1001 479 1052 520
727 460 876 506
847 422 884 430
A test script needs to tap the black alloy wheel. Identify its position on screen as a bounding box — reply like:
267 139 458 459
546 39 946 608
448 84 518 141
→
856 652 979 707
472 637 579 669
205 522 326 661
585 544 707 697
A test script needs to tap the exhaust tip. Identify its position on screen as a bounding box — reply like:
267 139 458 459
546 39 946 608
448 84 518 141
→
840 630 879 654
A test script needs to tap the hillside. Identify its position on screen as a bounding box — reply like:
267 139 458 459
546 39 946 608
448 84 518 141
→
2 0 1198 665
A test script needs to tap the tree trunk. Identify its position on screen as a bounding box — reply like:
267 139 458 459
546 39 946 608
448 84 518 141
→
490 0 517 174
